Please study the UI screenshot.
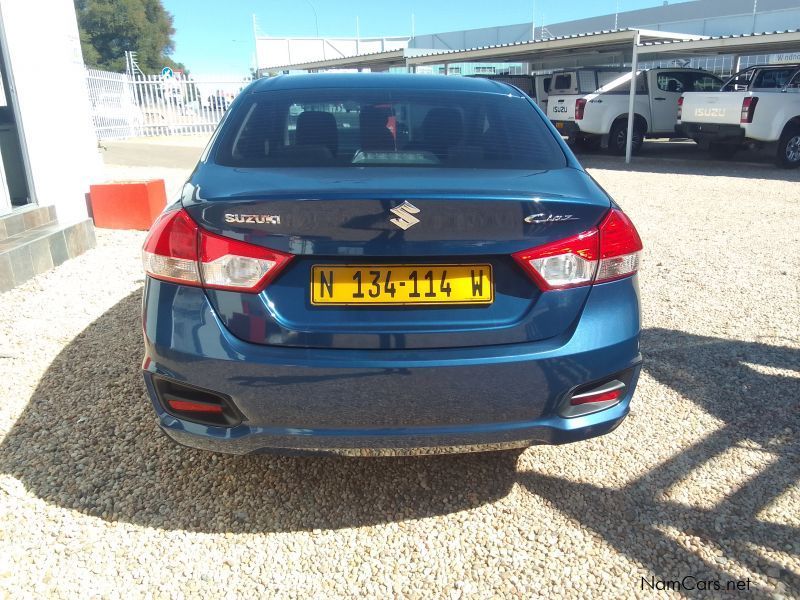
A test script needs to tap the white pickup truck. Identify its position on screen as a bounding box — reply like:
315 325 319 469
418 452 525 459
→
677 64 800 167
548 68 722 154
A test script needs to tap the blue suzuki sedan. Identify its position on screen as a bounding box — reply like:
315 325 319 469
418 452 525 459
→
141 73 642 455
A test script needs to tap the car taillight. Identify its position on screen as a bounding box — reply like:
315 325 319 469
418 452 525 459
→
575 98 587 120
199 228 292 291
513 230 599 290
741 96 758 123
677 96 683 121
512 208 642 291
141 209 200 285
142 208 292 292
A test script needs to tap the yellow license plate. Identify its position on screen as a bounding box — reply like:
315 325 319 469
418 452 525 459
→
311 264 493 306
555 122 564 129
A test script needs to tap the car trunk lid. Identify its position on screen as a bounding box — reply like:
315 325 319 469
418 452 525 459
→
183 165 611 350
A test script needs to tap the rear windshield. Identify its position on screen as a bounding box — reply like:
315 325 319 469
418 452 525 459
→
550 74 573 94
213 88 565 171
751 68 797 89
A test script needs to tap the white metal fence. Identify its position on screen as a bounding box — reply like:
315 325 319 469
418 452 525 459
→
86 69 253 140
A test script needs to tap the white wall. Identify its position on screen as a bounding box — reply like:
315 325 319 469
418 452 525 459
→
0 0 101 223
257 37 409 69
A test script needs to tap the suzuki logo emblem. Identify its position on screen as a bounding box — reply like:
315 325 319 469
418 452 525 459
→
389 201 421 230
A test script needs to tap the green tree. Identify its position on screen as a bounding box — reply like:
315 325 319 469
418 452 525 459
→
74 0 185 74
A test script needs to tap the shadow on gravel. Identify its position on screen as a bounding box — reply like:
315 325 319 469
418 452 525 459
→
577 141 800 182
1 291 798 592
0 290 519 532
520 328 800 594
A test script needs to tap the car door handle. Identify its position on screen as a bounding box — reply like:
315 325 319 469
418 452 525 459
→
654 97 666 101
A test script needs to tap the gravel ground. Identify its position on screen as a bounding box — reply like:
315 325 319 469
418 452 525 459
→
0 147 798 599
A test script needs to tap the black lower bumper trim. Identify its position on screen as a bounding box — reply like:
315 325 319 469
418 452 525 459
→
677 122 745 142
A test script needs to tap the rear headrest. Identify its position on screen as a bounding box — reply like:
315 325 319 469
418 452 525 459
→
360 106 391 129
421 108 463 153
296 111 338 157
360 106 395 151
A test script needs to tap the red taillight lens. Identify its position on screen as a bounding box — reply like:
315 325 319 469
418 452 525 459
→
512 230 599 290
575 98 587 120
142 208 293 292
596 208 643 283
677 95 684 120
199 228 292 292
512 208 642 291
142 209 200 285
741 96 758 123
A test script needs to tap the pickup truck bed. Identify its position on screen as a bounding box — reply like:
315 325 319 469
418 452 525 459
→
677 65 800 167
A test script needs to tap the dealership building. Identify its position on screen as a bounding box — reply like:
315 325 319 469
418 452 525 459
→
0 0 100 291
257 0 800 75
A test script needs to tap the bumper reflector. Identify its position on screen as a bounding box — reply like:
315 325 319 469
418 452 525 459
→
571 385 624 406
167 399 224 413
151 376 242 427
561 379 627 418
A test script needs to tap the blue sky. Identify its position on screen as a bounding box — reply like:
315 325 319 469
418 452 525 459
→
162 0 688 76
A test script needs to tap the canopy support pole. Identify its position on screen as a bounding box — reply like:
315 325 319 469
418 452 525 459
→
625 30 640 164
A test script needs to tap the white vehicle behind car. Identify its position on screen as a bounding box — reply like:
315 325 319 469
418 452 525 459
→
677 64 800 167
533 74 552 113
546 68 627 143
548 68 722 154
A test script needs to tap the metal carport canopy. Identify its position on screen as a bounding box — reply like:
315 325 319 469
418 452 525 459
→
405 29 705 163
404 29 703 68
637 29 800 58
265 48 407 73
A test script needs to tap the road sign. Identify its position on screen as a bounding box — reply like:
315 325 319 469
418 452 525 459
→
161 66 174 79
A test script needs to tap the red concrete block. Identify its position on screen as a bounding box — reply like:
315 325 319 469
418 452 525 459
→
89 179 167 230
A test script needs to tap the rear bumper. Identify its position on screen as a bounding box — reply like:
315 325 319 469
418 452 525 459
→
142 277 642 455
676 122 745 143
552 120 581 137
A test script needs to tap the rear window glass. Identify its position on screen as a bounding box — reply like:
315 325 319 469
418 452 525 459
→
597 71 627 88
578 71 597 93
656 72 721 93
594 72 646 94
214 88 566 170
551 74 572 92
751 68 797 89
721 68 755 91
686 73 722 92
